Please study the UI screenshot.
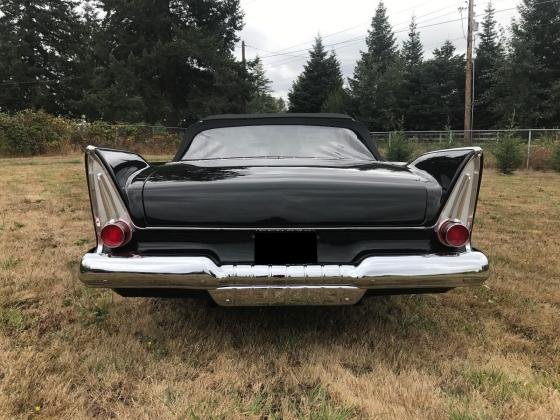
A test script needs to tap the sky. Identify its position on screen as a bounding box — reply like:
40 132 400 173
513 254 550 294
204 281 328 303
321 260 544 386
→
234 0 520 99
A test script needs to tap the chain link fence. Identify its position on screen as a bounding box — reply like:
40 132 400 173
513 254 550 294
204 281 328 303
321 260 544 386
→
371 129 560 169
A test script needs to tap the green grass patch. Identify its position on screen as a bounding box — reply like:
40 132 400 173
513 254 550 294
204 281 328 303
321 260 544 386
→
461 368 543 404
449 407 489 420
1 257 18 270
74 238 90 246
293 384 358 419
0 306 28 332
237 383 359 419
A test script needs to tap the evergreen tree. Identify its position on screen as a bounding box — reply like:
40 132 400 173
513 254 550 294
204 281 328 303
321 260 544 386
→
401 17 423 69
366 1 397 71
400 17 425 129
349 1 403 130
473 2 504 129
321 87 351 113
288 37 344 113
495 0 560 127
67 1 102 118
0 0 85 116
81 0 248 124
247 57 285 113
416 41 465 130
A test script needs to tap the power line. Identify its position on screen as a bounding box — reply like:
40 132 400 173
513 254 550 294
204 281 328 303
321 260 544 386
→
270 36 471 88
263 0 559 68
255 4 459 59
255 0 559 63
259 15 468 60
263 16 469 66
245 43 307 59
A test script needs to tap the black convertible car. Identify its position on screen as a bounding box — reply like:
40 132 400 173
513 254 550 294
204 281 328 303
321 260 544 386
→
79 113 489 306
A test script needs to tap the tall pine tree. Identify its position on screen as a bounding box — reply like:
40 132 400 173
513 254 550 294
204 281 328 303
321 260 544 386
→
288 37 343 113
473 2 504 129
402 17 423 69
400 17 425 129
349 1 403 130
0 0 85 116
247 56 285 113
416 41 465 130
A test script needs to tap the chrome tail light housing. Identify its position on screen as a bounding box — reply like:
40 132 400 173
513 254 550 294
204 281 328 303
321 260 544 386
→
435 148 483 249
85 146 134 250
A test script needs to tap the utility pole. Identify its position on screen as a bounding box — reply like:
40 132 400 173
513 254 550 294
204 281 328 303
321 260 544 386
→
241 40 246 69
463 0 474 145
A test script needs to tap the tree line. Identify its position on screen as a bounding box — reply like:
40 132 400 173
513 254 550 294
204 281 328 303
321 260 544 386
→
289 0 560 130
0 0 284 126
0 0 559 129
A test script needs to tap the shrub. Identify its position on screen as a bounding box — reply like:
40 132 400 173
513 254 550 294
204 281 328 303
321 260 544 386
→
552 144 560 172
529 146 552 171
0 110 183 157
385 131 415 162
70 120 115 149
0 110 71 156
492 132 523 174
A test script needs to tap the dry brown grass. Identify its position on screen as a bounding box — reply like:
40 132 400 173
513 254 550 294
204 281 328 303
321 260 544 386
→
0 155 559 419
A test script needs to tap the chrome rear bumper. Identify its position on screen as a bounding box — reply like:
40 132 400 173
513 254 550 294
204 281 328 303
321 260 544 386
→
79 251 489 306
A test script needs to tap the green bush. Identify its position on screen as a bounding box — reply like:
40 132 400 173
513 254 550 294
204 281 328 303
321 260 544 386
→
70 120 115 148
0 110 71 156
552 143 560 172
0 110 183 157
385 131 415 162
492 132 523 174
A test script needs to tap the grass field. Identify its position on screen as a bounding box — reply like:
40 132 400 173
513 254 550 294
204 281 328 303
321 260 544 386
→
0 155 559 418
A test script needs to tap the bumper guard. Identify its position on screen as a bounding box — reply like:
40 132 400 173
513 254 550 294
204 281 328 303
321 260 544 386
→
79 251 489 306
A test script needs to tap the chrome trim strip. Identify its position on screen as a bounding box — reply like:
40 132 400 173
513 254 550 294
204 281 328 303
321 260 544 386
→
134 225 431 231
79 251 489 297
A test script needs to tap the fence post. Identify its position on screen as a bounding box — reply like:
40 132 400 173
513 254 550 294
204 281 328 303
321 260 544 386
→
449 131 452 144
526 129 532 170
388 132 392 146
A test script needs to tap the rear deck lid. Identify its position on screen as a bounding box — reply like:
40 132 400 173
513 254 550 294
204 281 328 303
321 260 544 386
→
140 159 440 228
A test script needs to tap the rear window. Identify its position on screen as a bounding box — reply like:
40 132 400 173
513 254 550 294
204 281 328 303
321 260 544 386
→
182 125 374 160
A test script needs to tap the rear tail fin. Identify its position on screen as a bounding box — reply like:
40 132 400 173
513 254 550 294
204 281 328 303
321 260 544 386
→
85 146 149 250
409 147 483 248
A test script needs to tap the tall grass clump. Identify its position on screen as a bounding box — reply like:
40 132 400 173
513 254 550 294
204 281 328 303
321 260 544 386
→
386 130 415 162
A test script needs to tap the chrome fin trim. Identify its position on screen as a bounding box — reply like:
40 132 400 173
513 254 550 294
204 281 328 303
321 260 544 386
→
437 147 483 231
85 147 134 249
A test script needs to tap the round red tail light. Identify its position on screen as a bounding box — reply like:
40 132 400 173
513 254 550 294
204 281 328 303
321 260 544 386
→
437 220 470 248
100 220 132 248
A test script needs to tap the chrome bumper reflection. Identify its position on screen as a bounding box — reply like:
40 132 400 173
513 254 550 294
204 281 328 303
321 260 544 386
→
79 251 489 306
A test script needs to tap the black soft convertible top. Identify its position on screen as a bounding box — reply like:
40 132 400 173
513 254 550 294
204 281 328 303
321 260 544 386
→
173 113 381 161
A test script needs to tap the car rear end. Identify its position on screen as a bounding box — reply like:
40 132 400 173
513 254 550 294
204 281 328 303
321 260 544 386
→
79 142 489 306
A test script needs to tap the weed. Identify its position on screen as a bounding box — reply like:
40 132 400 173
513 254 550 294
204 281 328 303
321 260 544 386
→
1 257 18 270
0 306 27 332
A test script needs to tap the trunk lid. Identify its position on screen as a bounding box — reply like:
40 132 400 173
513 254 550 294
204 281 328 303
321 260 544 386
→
140 159 440 227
